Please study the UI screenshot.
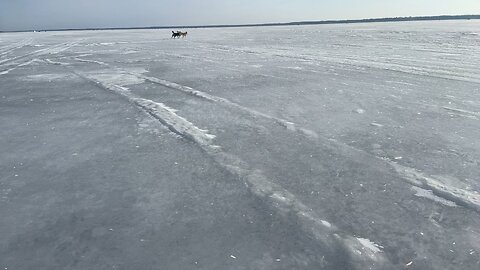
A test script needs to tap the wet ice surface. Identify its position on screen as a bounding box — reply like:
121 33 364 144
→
1 20 480 269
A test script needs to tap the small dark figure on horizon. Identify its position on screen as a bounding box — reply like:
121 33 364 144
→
172 31 187 38
172 31 181 38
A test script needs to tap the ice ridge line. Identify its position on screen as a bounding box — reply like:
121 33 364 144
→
74 70 393 270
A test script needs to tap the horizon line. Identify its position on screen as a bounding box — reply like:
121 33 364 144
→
1 14 479 33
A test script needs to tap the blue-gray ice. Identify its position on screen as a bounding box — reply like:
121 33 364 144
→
1 20 480 269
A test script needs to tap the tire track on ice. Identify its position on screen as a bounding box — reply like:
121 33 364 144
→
0 38 33 59
0 59 42 75
442 106 480 120
133 73 320 138
71 68 394 270
131 73 480 214
67 57 480 214
0 41 79 75
192 42 480 84
389 162 480 213
70 58 300 132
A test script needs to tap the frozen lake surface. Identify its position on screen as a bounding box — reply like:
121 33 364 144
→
1 20 480 269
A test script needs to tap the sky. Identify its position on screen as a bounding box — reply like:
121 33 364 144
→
1 0 479 31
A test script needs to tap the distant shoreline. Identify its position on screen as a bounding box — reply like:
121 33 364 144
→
1 15 479 33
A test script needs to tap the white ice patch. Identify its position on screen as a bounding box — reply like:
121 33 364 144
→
74 58 108 66
285 66 303 70
21 73 76 82
134 98 216 147
1 59 41 75
85 42 115 47
0 68 14 75
443 106 479 120
390 162 480 213
88 72 145 87
354 108 366 114
412 186 457 207
45 59 70 66
320 220 332 228
0 57 15 65
370 122 384 127
72 53 93 57
357 238 384 254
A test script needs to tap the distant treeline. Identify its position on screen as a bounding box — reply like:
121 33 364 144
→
2 15 480 33
291 15 480 25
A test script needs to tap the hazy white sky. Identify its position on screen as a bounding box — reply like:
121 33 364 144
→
1 0 479 31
